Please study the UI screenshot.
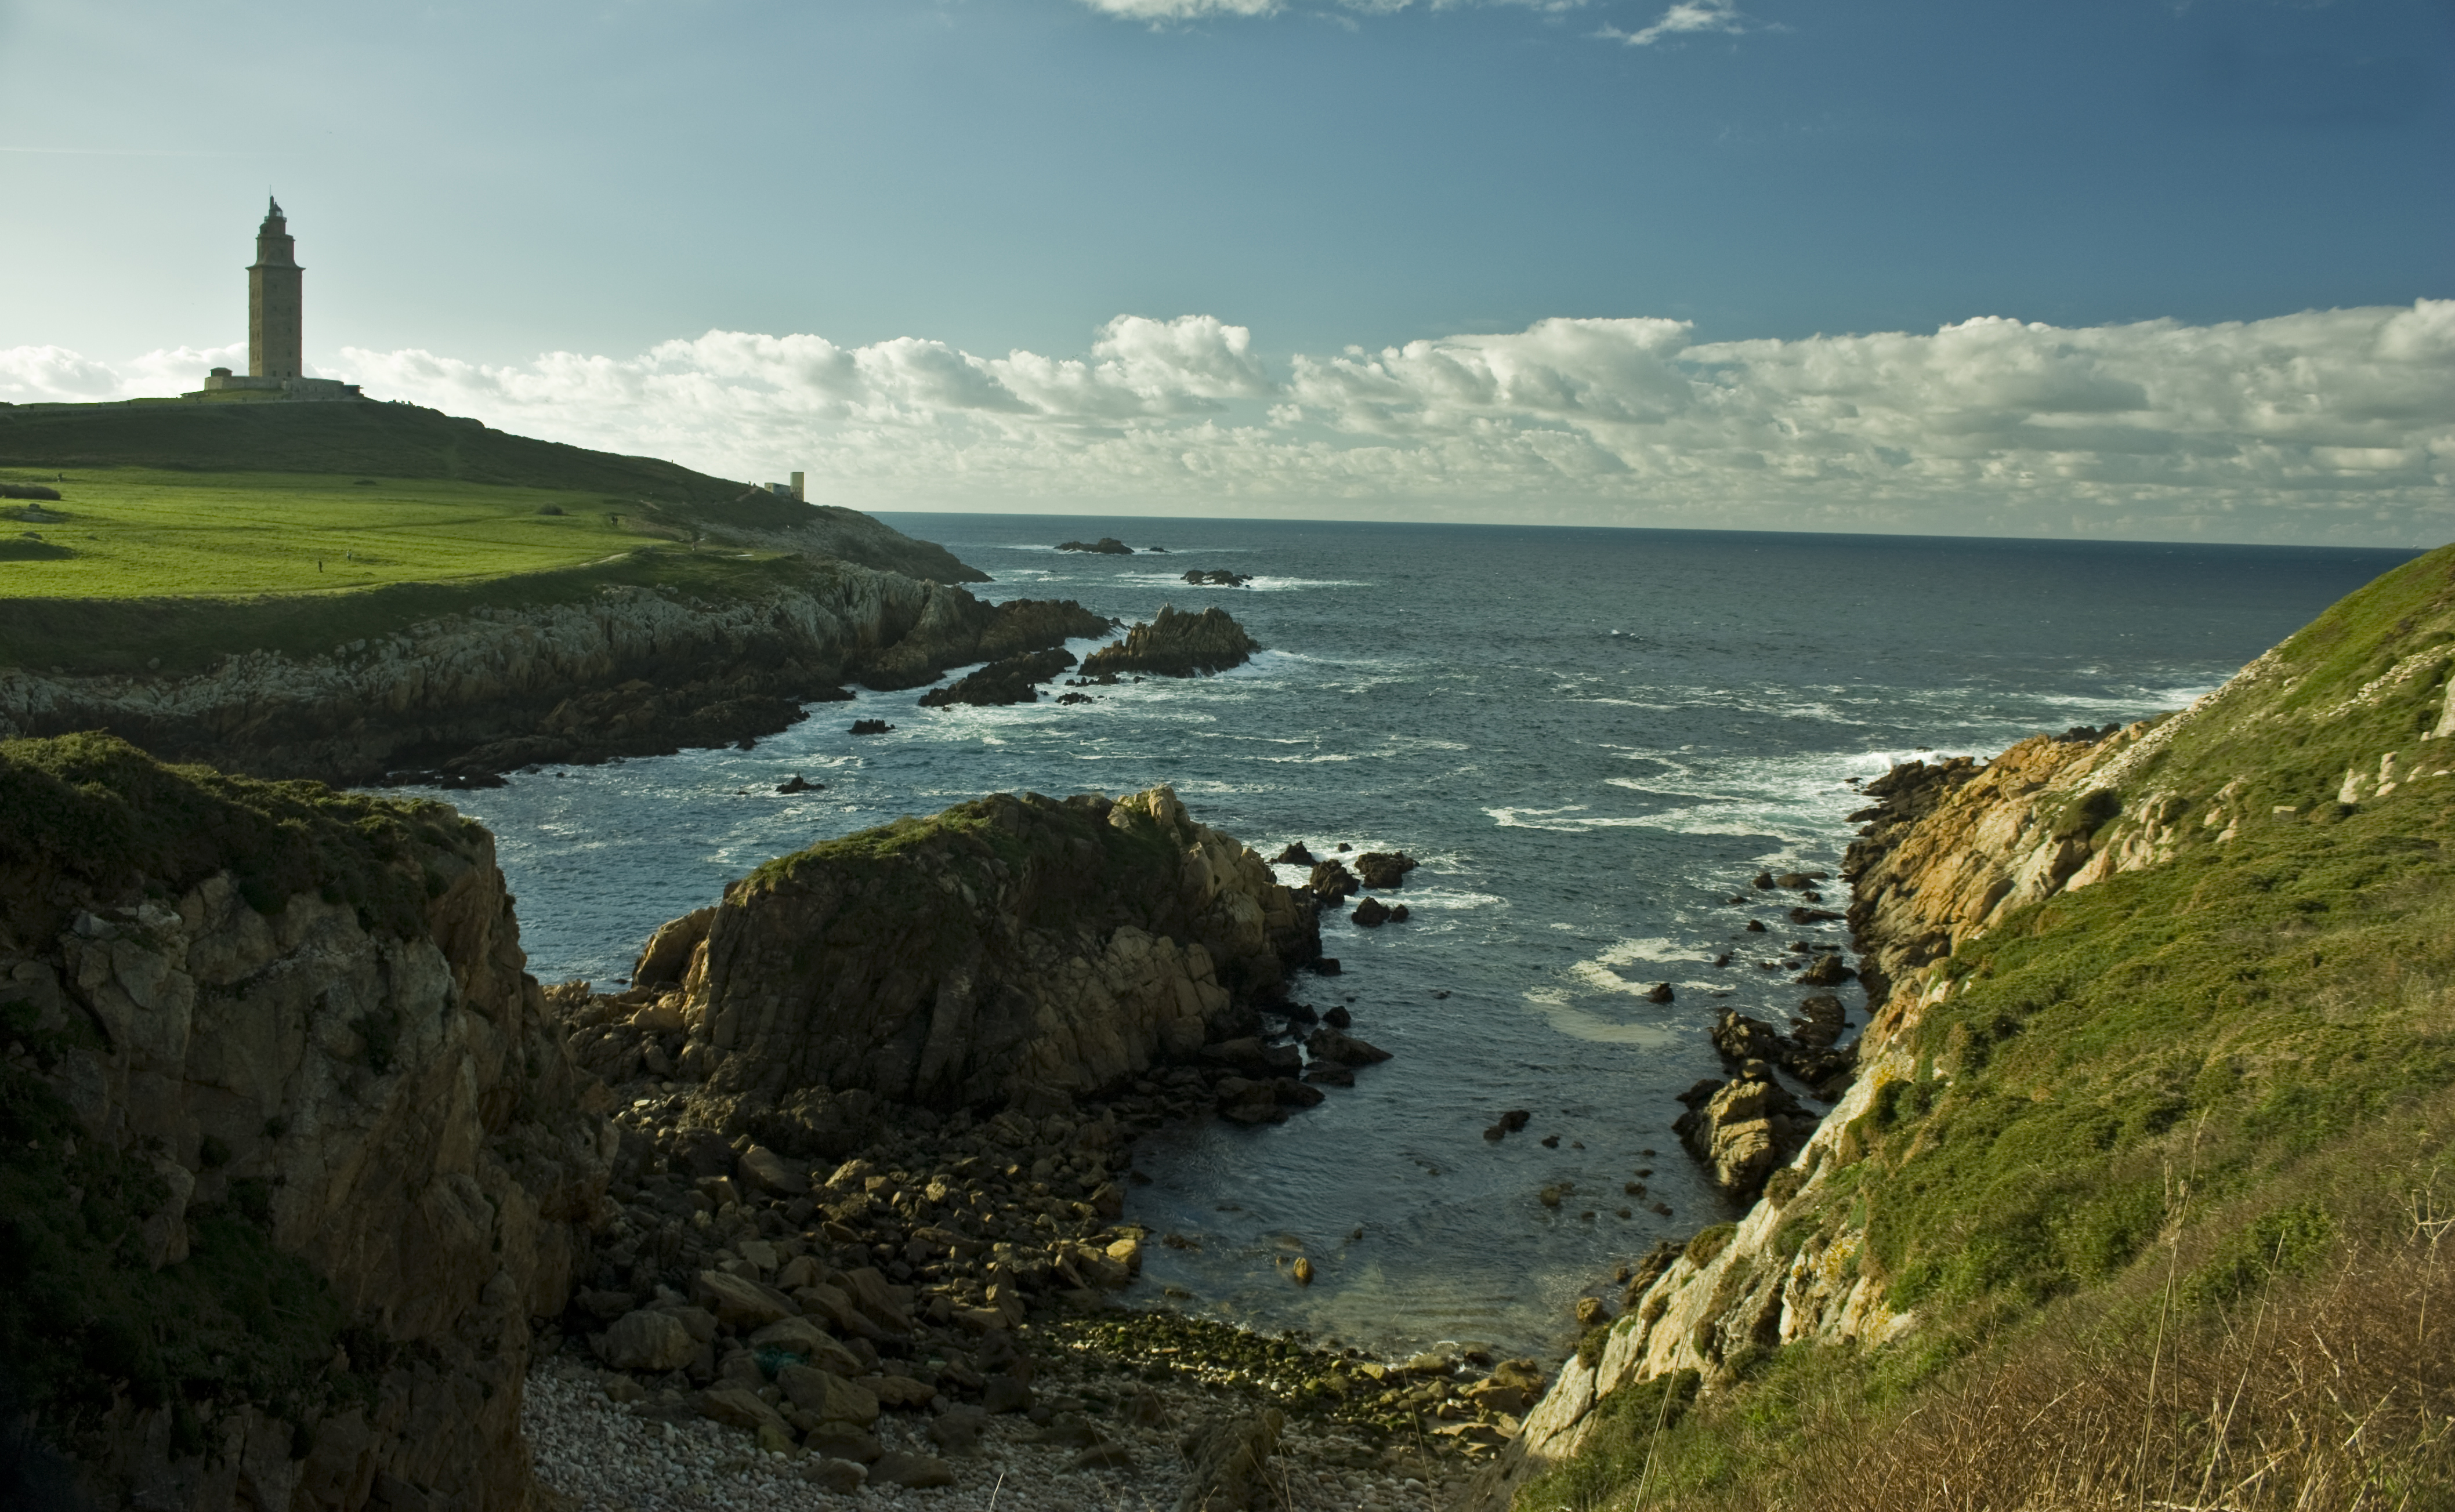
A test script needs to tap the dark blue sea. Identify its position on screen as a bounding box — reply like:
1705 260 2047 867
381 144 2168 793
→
418 518 2416 1361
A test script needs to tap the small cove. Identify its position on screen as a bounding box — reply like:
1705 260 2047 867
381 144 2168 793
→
410 517 2414 1361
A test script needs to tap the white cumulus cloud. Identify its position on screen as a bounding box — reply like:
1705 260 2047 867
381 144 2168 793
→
9 304 2451 546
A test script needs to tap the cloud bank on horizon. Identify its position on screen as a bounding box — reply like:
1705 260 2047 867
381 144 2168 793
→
6 303 2450 547
1077 0 1761 45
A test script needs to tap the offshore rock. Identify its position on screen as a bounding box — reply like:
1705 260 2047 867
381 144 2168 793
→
656 785 1321 1116
1056 537 1135 554
1307 859 1359 902
1079 605 1260 679
1352 851 1418 890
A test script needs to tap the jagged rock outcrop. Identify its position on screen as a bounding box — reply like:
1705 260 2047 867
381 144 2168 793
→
0 734 611 1511
917 648 1079 709
0 565 1109 786
1079 606 1259 679
616 786 1319 1132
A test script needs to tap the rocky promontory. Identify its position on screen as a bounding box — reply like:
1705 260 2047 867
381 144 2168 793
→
1079 605 1261 680
917 648 1080 709
620 785 1319 1118
0 567 1112 787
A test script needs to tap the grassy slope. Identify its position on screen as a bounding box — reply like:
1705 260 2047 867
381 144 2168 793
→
0 469 646 599
1522 546 2455 1511
0 399 969 673
0 397 762 510
0 542 825 677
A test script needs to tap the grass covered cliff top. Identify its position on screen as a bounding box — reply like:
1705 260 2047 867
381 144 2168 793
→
1518 543 2455 1511
0 396 754 506
0 467 660 600
0 398 987 672
0 730 481 949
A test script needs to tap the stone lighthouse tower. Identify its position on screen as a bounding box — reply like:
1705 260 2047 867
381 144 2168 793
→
248 197 304 379
189 198 361 400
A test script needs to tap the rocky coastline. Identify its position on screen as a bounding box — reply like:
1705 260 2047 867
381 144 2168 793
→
1450 715 2201 1511
2 749 1521 1510
0 567 1110 789
0 735 611 1511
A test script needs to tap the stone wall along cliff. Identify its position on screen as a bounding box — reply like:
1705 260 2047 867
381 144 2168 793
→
606 785 1319 1139
0 734 611 1511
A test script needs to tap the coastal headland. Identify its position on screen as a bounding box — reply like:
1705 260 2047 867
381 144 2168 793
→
0 401 1129 786
4 396 2449 1509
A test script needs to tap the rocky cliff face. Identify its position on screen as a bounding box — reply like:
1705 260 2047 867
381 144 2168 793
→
602 785 1318 1144
0 734 610 1511
0 562 1107 786
1460 544 2455 1511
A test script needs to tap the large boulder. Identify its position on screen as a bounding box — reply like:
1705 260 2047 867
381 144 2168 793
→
668 786 1319 1111
1673 1072 1808 1200
600 1310 698 1372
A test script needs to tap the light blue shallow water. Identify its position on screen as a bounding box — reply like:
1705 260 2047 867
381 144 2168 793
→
411 517 2415 1360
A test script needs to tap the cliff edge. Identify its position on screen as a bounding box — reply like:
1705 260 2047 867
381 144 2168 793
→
0 734 610 1510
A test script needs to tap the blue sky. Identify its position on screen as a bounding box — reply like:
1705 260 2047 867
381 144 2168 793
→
3 0 2451 542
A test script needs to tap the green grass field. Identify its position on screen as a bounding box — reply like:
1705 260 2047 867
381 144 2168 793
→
0 467 649 599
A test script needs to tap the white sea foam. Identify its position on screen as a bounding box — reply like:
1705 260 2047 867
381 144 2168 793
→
1519 988 1680 1047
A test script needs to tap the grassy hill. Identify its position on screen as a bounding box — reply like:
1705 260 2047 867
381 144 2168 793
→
0 399 986 672
0 469 645 600
1517 546 2455 1510
0 397 764 512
